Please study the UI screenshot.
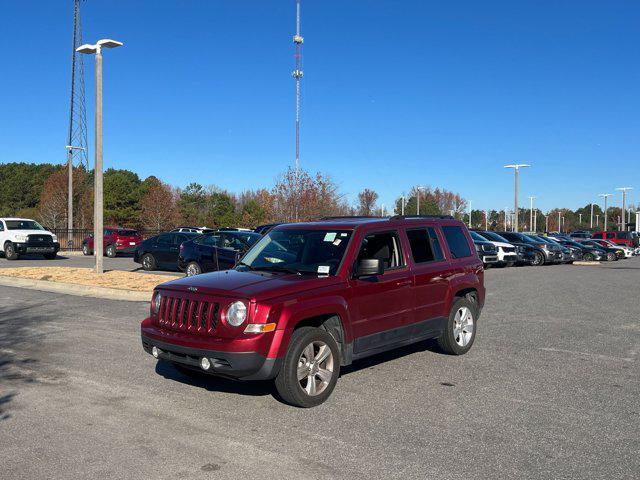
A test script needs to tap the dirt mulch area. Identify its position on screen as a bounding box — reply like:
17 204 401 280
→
0 267 181 292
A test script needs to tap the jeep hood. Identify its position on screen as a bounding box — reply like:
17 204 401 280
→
157 269 343 302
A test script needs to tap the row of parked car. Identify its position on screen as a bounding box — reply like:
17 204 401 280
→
469 229 639 267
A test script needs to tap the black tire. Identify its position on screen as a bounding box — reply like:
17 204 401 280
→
583 252 594 262
141 253 157 271
606 252 616 262
531 251 545 266
437 297 477 355
82 244 91 256
185 261 202 276
105 244 117 258
43 252 57 260
274 327 341 408
4 242 18 260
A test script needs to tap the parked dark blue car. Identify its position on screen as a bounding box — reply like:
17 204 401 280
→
178 230 261 276
134 232 201 271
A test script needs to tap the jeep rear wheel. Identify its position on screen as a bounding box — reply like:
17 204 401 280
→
437 297 477 355
4 242 18 260
275 327 340 408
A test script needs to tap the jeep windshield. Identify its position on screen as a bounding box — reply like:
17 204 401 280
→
6 220 45 230
238 228 352 275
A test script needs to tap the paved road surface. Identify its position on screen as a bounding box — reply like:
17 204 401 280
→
1 260 638 479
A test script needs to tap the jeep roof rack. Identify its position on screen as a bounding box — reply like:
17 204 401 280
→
389 215 454 220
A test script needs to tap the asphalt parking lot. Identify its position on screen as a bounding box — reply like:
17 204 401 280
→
1 260 638 479
0 253 179 276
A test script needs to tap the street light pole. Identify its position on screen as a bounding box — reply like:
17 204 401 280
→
77 39 123 274
557 210 561 233
590 203 594 229
401 196 405 216
504 164 531 233
468 201 472 228
598 193 612 232
528 196 536 232
579 213 582 226
616 187 633 231
485 210 488 231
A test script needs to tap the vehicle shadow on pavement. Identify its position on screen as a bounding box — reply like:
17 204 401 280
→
0 303 53 421
340 339 442 376
154 361 274 398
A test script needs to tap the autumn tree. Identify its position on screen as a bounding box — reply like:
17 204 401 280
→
139 177 178 230
39 169 68 229
357 189 378 216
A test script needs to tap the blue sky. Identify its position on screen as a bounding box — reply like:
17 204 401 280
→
0 0 638 212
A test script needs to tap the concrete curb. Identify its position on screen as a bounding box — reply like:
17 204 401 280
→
0 275 150 302
572 261 601 266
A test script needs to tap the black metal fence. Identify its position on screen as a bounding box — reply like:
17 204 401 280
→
48 228 163 251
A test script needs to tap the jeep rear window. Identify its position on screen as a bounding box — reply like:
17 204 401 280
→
118 230 139 236
5 220 45 230
442 226 472 259
239 229 352 275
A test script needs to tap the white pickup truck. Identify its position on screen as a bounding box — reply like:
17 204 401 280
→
0 218 60 260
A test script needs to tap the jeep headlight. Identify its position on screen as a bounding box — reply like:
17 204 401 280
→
14 234 27 242
51 234 58 242
151 291 162 315
226 301 247 327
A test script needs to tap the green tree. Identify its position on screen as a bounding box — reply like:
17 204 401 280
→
0 162 60 217
103 168 142 225
177 183 207 225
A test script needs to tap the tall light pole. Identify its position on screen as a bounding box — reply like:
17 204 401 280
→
528 196 536 232
77 39 123 274
599 193 612 232
504 164 531 232
596 214 600 227
416 186 425 215
65 145 85 248
545 214 549 233
557 210 562 233
468 201 472 228
485 210 489 230
578 213 582 226
590 202 594 229
616 187 633 231
533 209 538 232
401 196 405 215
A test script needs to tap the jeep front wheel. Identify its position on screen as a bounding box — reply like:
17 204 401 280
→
437 297 477 355
4 242 19 260
275 327 340 408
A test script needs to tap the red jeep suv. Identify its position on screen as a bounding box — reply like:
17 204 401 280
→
141 216 485 407
591 231 638 248
82 227 143 257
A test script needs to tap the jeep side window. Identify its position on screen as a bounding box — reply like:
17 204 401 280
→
357 231 404 269
606 232 615 239
442 226 472 259
406 228 436 263
428 227 445 261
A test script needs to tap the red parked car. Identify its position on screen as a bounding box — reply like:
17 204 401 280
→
82 227 143 257
591 231 637 248
141 216 485 407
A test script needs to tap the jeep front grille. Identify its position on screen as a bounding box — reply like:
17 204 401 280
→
157 296 219 334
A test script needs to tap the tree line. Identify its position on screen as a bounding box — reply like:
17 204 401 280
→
2 162 630 232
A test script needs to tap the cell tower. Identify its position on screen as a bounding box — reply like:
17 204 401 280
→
67 0 89 169
292 0 303 221
65 0 89 241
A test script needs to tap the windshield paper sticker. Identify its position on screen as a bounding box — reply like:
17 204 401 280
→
318 265 330 274
323 232 337 242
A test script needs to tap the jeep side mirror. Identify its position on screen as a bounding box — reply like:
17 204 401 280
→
355 258 384 277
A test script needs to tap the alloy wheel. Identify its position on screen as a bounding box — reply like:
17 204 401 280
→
142 255 152 270
453 306 474 347
186 263 201 276
296 341 334 397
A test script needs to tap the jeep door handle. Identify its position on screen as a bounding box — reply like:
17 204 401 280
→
395 280 412 287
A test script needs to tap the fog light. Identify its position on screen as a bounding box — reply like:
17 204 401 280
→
152 346 159 358
200 357 211 371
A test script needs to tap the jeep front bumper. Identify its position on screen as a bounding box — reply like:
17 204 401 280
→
141 334 282 381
